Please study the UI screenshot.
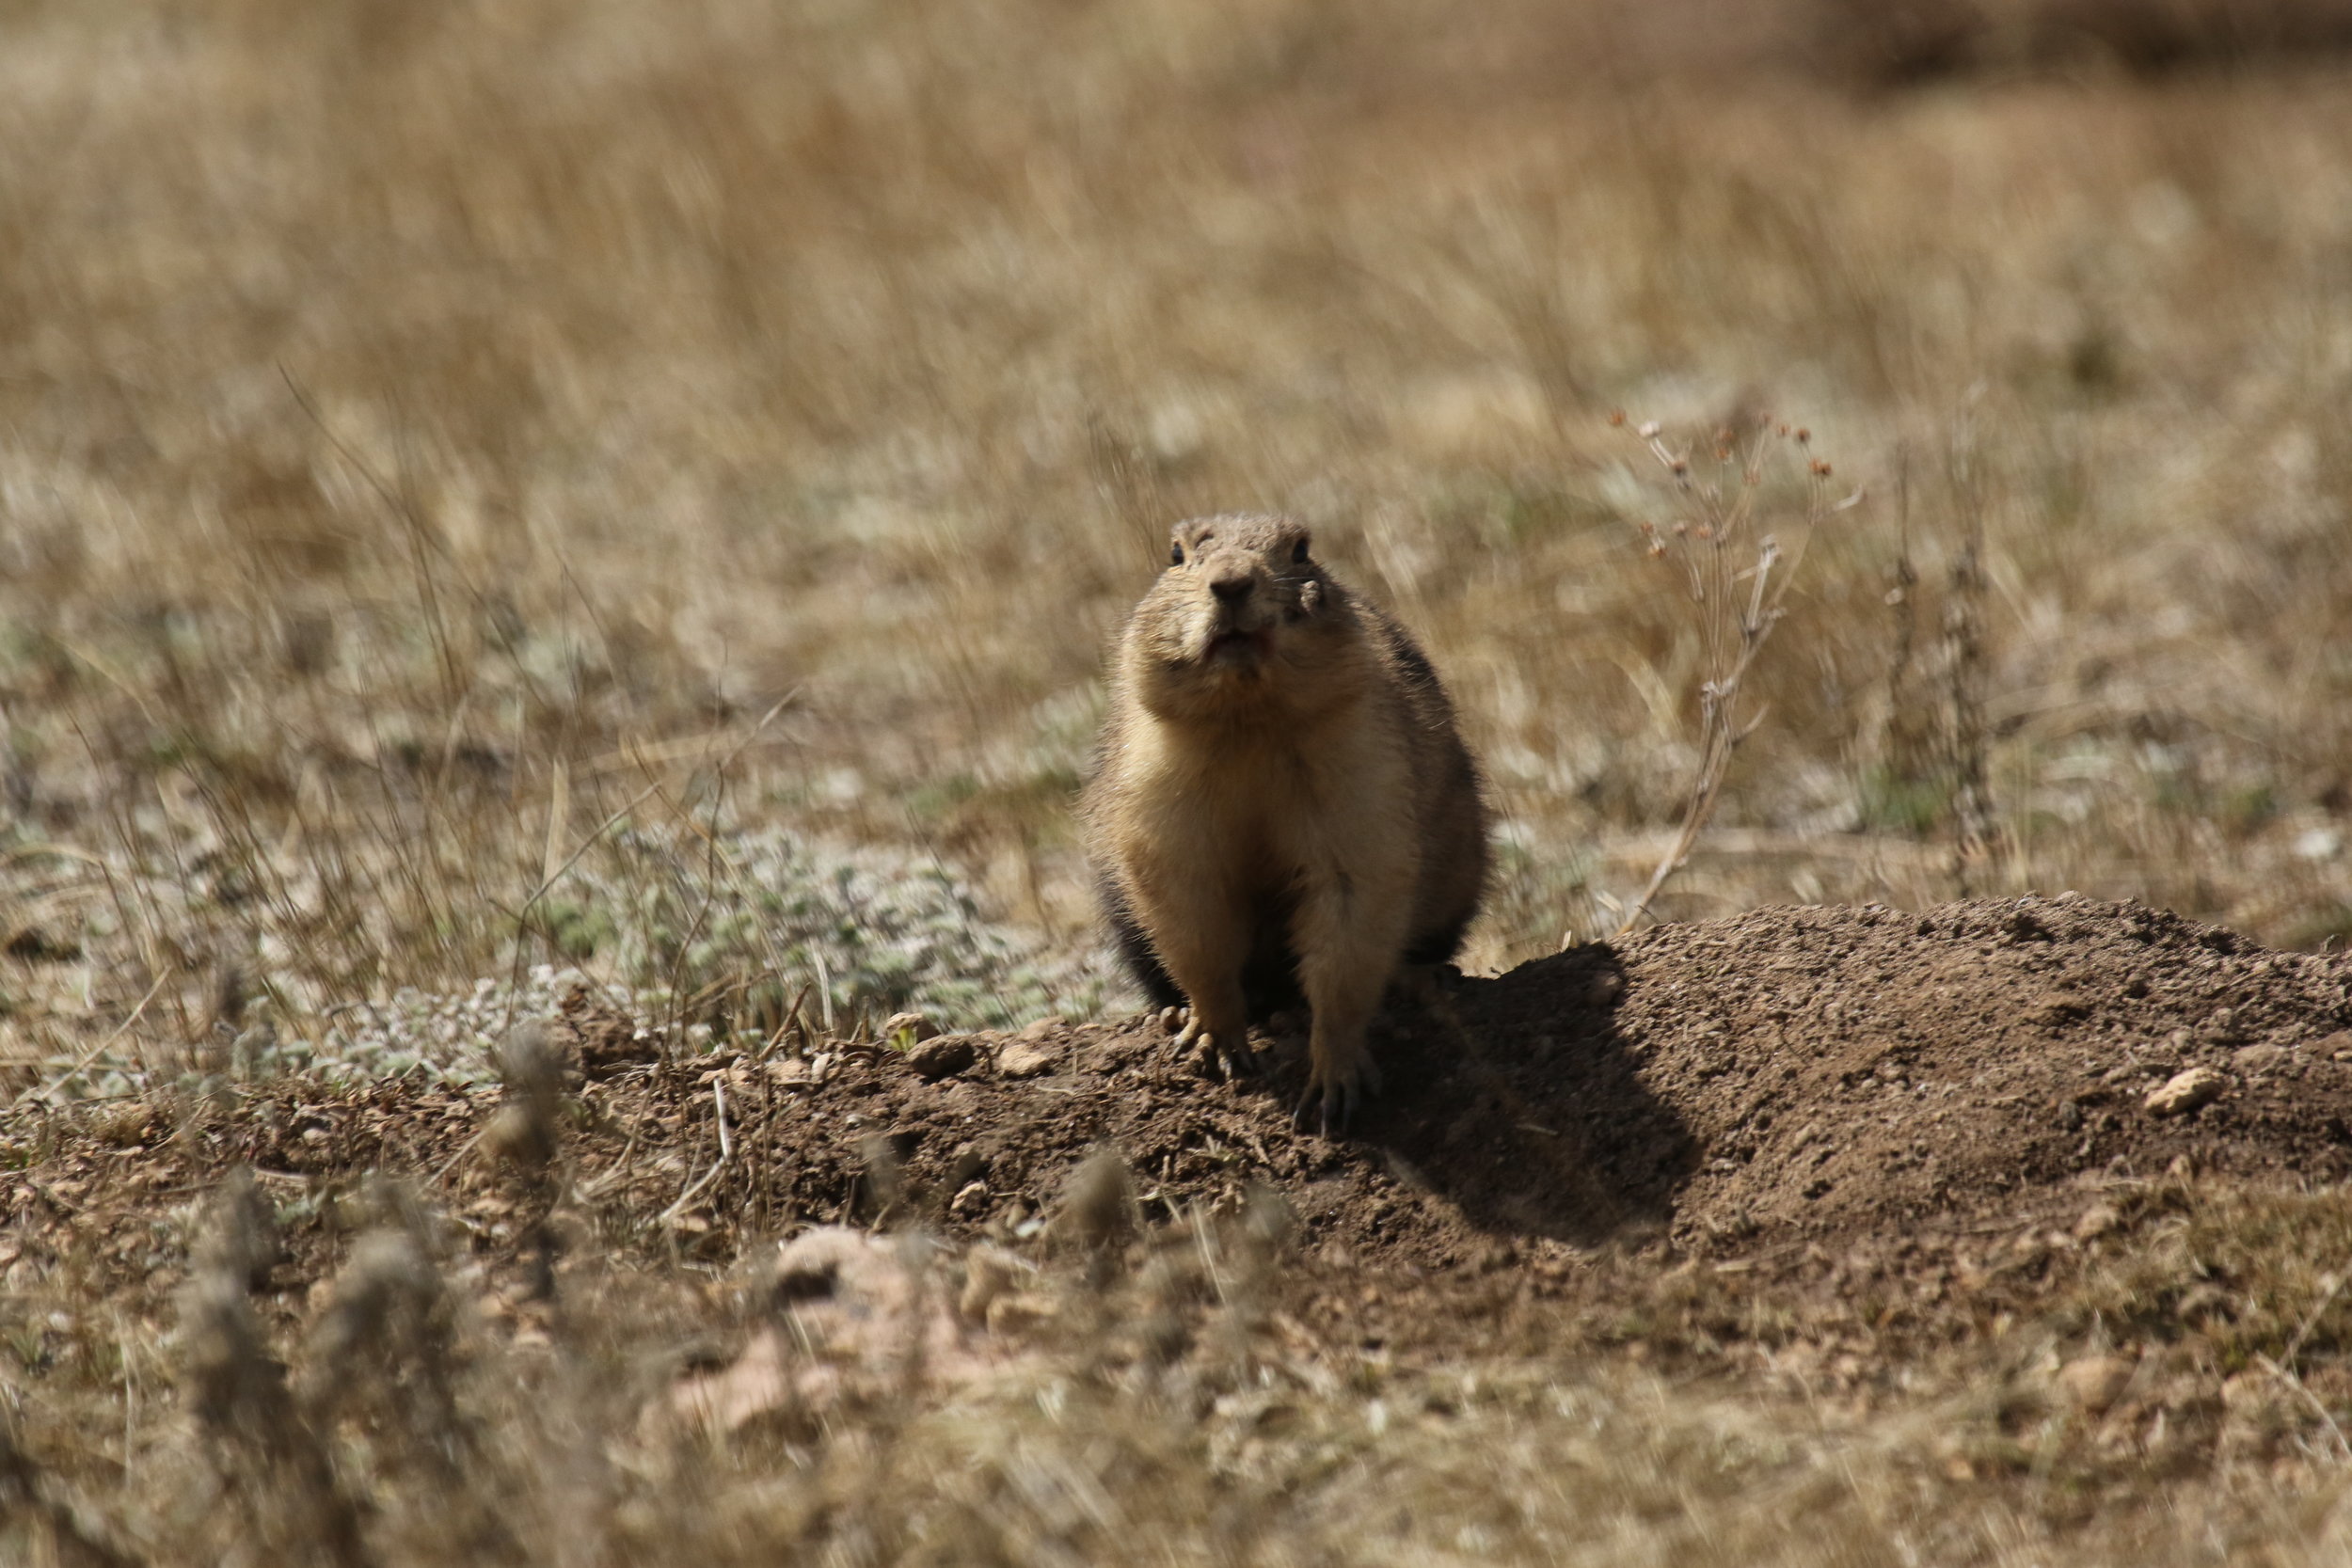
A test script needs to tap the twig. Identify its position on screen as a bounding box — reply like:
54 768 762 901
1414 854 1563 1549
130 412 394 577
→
516 782 667 923
1611 416 1840 936
2281 1270 2345 1374
0 843 110 871
2254 1353 2352 1463
657 1081 732 1225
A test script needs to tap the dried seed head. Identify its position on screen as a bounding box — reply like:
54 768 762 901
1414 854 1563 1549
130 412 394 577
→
0 1414 141 1568
179 1267 284 1439
497 1021 562 1101
1234 1181 1296 1272
856 1132 906 1223
1058 1147 1134 1275
482 1102 557 1171
212 962 249 1036
1133 1251 1201 1366
193 1166 283 1291
305 1228 437 1387
182 1205 373 1564
485 1022 564 1175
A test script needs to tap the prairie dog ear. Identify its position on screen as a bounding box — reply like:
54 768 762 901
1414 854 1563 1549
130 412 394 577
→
1298 579 1324 614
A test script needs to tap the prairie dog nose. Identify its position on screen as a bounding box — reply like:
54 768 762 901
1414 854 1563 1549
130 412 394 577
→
1209 572 1255 606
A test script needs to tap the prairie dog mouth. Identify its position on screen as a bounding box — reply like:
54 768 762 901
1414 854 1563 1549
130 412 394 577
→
1203 626 1274 666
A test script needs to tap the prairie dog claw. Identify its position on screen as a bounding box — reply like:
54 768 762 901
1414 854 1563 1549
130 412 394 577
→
1295 1053 1382 1135
1176 1011 1257 1080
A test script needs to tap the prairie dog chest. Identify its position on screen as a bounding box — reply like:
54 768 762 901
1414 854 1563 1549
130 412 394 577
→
1128 712 1401 867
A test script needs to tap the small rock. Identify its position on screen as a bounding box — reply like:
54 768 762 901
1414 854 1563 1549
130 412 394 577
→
996 1038 1059 1080
1020 1016 1066 1042
768 1057 814 1087
984 1291 1062 1338
2036 990 2090 1026
2144 1066 2225 1117
905 1034 977 1082
2233 1043 2286 1076
660 1227 1026 1438
1157 1006 1184 1036
950 1180 990 1217
2058 1354 2133 1414
958 1243 1033 1321
882 1012 938 1044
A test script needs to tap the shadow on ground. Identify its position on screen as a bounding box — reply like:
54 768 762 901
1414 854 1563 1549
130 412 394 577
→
1328 945 1700 1249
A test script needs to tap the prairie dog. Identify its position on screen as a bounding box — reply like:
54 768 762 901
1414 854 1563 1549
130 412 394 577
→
1081 513 1489 1128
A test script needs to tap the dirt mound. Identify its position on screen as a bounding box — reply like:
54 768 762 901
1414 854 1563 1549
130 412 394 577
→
12 898 2352 1283
651 895 2344 1269
1536 895 2352 1243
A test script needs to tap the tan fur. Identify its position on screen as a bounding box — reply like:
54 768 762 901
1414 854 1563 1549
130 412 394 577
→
1081 513 1489 1121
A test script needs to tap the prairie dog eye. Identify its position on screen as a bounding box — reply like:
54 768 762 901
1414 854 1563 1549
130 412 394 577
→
1291 537 1311 564
1170 543 1184 566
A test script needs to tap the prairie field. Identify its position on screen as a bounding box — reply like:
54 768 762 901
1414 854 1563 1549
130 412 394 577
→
4 1 2352 1562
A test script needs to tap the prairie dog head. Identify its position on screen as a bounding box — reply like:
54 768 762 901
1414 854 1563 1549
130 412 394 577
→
1125 513 1359 722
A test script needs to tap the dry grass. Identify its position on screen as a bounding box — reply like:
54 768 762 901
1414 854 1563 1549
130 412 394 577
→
12 1116 2352 1565
7 1 2350 1004
4 0 2352 1560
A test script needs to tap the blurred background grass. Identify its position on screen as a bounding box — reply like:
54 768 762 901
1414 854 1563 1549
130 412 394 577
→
3 0 2350 1067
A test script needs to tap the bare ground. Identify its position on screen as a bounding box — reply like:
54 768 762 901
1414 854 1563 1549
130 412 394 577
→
14 895 2352 1560
13 894 2350 1315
